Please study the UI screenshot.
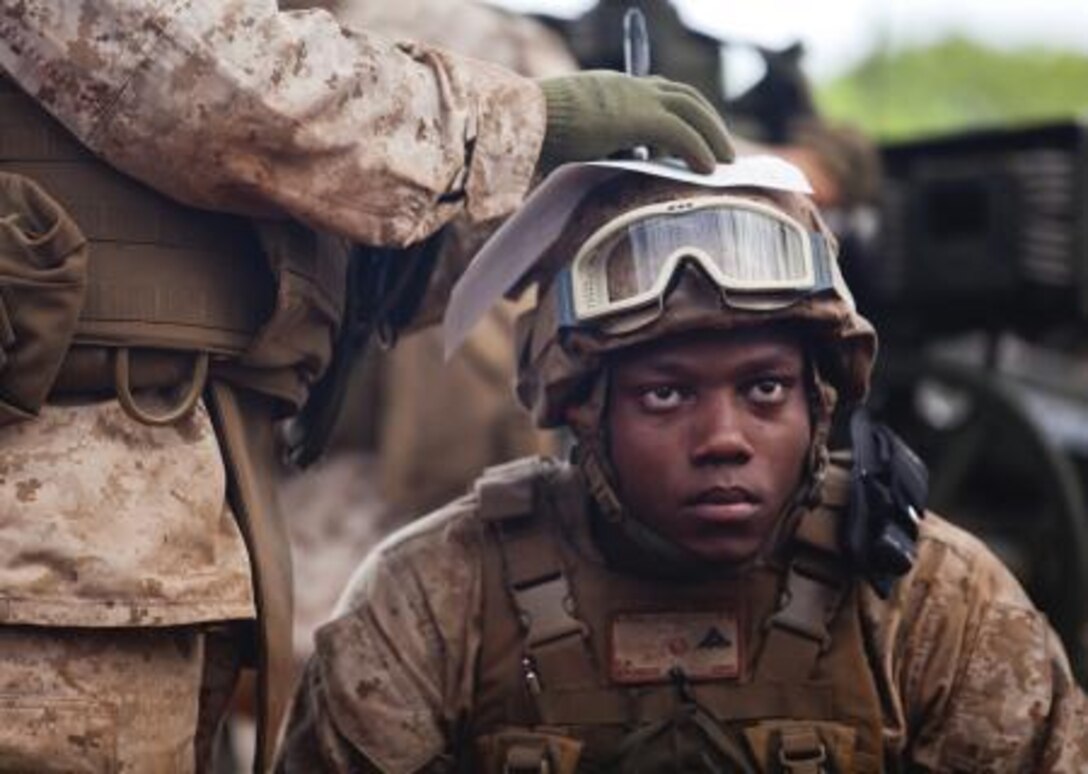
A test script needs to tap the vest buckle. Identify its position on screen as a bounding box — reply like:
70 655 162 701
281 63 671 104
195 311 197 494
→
512 572 589 647
767 565 840 648
503 741 553 774
777 728 828 774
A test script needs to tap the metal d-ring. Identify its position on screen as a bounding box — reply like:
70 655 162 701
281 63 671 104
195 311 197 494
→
114 347 209 426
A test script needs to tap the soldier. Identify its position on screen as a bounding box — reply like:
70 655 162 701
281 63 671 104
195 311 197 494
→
278 157 1088 772
280 1 577 757
0 2 734 772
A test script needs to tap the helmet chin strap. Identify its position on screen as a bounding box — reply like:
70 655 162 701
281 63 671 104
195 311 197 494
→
568 352 840 579
566 374 705 578
575 439 727 580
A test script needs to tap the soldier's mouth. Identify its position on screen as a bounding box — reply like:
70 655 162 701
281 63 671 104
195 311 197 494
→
687 486 757 505
683 486 760 523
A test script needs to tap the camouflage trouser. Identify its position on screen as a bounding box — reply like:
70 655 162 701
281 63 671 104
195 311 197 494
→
0 624 244 773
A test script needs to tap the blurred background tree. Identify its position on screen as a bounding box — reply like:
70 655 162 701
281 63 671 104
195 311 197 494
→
818 37 1088 140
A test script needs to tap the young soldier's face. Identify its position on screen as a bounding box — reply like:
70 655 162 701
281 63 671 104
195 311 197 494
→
607 328 812 565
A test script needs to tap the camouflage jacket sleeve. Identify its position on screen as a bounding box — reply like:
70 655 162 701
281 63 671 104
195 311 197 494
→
0 0 545 247
277 497 485 772
864 514 1088 770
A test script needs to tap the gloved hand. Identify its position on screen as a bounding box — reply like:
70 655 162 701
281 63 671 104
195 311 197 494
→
537 71 735 174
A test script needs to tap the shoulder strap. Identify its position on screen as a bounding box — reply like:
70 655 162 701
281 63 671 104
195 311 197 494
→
758 460 853 681
475 458 598 725
204 381 291 774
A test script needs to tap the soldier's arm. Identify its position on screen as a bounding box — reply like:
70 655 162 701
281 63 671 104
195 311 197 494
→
892 516 1088 769
277 503 485 771
918 599 1088 769
276 658 384 774
0 0 544 248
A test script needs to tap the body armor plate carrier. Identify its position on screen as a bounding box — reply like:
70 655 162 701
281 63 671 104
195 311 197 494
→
469 457 887 774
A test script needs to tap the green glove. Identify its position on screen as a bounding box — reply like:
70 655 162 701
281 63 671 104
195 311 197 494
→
537 70 735 174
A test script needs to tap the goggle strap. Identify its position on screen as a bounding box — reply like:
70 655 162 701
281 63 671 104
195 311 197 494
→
810 234 836 294
555 266 580 330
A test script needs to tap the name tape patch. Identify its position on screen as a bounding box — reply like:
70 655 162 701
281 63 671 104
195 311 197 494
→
610 610 742 684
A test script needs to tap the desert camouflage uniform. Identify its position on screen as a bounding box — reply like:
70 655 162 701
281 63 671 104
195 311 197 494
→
294 0 576 79
0 0 545 247
279 460 1088 773
0 0 544 769
0 400 254 770
283 0 574 670
326 0 573 518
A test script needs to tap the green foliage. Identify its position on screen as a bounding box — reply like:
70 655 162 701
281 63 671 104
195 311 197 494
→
816 37 1088 141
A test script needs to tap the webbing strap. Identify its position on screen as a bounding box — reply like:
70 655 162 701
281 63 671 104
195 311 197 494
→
205 382 293 774
690 709 760 774
759 465 852 681
74 238 273 355
534 680 836 726
477 459 596 723
760 559 846 681
0 77 275 356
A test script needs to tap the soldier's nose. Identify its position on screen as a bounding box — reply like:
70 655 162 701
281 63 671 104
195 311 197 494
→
690 395 753 466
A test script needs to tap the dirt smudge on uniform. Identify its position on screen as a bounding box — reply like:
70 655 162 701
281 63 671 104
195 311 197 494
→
91 409 164 450
173 410 207 444
15 477 41 502
355 676 383 697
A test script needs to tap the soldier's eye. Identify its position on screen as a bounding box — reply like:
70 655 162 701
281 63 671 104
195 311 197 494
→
748 378 788 405
639 385 685 412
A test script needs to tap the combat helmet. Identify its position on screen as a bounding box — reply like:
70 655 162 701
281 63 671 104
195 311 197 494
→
444 157 877 571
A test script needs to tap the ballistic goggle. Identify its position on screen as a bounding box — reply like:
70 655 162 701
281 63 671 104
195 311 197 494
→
555 195 838 327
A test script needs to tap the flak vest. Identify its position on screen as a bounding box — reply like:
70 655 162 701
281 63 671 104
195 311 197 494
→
0 73 348 772
469 457 886 774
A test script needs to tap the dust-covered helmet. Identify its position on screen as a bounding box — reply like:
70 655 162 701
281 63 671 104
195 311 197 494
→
515 178 875 430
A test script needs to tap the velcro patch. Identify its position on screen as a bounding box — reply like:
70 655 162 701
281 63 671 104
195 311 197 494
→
610 611 742 684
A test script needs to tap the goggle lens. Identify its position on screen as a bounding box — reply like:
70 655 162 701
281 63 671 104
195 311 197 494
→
570 196 834 323
601 207 811 301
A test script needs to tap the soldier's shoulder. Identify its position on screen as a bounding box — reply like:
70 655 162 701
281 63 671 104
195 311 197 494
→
335 455 568 612
859 511 1038 656
374 490 484 559
858 512 1052 727
910 512 1034 609
375 455 565 552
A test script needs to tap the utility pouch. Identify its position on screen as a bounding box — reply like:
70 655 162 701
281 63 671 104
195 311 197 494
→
0 172 87 424
743 720 858 773
475 730 583 774
844 407 929 597
211 219 347 415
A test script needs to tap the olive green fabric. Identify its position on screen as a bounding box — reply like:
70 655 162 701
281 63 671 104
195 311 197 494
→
0 73 345 416
0 172 88 424
537 71 735 173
